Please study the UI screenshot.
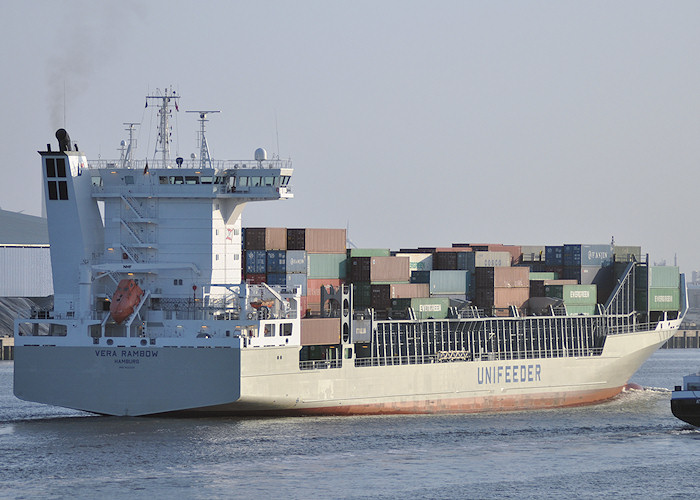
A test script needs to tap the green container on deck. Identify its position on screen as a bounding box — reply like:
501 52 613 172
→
565 304 597 316
529 272 558 281
352 283 372 309
545 284 597 305
649 266 680 288
648 287 680 311
347 248 392 257
391 297 450 319
307 253 347 279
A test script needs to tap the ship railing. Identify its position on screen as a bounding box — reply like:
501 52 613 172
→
354 347 605 367
299 359 342 370
604 321 662 336
88 158 292 171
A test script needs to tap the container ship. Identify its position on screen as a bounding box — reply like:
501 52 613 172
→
14 91 686 416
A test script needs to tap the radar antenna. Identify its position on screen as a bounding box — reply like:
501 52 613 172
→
120 122 140 168
186 110 220 170
145 87 180 165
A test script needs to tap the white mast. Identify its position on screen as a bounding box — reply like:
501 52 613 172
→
146 88 180 165
186 110 220 170
120 122 139 168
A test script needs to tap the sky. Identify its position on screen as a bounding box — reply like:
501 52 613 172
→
1 1 699 273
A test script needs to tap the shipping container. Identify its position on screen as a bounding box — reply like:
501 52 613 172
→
245 250 266 274
285 273 307 296
243 227 266 250
475 267 529 289
371 283 429 310
565 304 597 315
266 250 286 274
648 287 680 311
545 284 597 305
305 228 346 254
466 251 511 271
530 279 578 298
393 252 433 271
433 251 469 270
347 256 410 283
285 250 307 274
286 228 306 250
391 297 450 319
428 270 471 295
307 253 347 279
563 244 613 267
475 287 529 310
351 282 372 309
244 273 266 285
467 244 521 265
410 270 431 284
244 227 287 250
613 245 642 263
529 272 558 281
563 265 613 287
265 272 287 286
300 318 340 345
348 248 391 257
545 246 563 265
306 278 343 301
649 266 680 288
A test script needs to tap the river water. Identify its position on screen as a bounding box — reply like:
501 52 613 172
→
2 349 699 499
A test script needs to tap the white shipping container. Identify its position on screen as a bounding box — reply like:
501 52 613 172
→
0 246 53 297
394 253 433 271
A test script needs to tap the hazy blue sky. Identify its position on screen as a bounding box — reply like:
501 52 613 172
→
2 1 699 272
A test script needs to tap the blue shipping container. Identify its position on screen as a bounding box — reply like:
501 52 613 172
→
245 249 267 274
563 244 613 267
267 251 287 274
429 270 471 295
545 246 563 266
286 250 307 274
266 272 287 286
286 273 307 295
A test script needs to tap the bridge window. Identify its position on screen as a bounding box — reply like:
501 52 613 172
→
201 176 213 184
250 177 262 187
56 158 67 177
58 181 68 200
159 176 168 184
264 176 275 187
185 176 199 184
237 176 248 187
124 175 134 185
280 176 290 186
48 182 58 200
281 323 293 336
264 324 275 337
46 158 56 177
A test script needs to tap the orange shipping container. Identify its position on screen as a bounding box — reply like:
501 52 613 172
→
300 318 341 345
305 228 346 254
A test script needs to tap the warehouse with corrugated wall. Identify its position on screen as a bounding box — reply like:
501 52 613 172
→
0 209 53 336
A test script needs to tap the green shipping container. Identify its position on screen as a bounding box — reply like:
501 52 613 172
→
649 266 680 288
307 253 347 279
352 283 372 309
545 284 597 305
529 272 558 281
565 304 597 316
391 297 450 319
648 287 680 311
347 248 392 257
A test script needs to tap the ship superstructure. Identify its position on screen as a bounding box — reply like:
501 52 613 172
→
13 92 686 416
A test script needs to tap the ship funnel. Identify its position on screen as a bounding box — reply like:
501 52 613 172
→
56 129 72 152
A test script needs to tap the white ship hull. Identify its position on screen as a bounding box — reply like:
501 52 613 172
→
13 323 677 417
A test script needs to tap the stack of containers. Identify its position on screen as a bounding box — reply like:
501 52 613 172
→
474 266 530 315
545 283 598 315
243 227 287 284
347 255 411 309
562 243 614 303
455 243 522 266
529 277 577 298
411 269 472 300
303 228 347 316
646 266 680 312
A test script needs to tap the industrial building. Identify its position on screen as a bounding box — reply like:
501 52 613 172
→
0 209 53 338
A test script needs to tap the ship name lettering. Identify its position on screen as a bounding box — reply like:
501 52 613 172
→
477 364 541 385
94 349 158 358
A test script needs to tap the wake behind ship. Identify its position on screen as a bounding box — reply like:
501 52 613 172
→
14 90 686 416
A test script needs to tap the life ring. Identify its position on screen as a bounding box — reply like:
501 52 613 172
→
247 312 255 320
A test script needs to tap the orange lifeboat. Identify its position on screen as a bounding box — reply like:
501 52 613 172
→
110 279 144 324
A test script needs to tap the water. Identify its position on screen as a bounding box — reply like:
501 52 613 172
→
2 350 700 499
